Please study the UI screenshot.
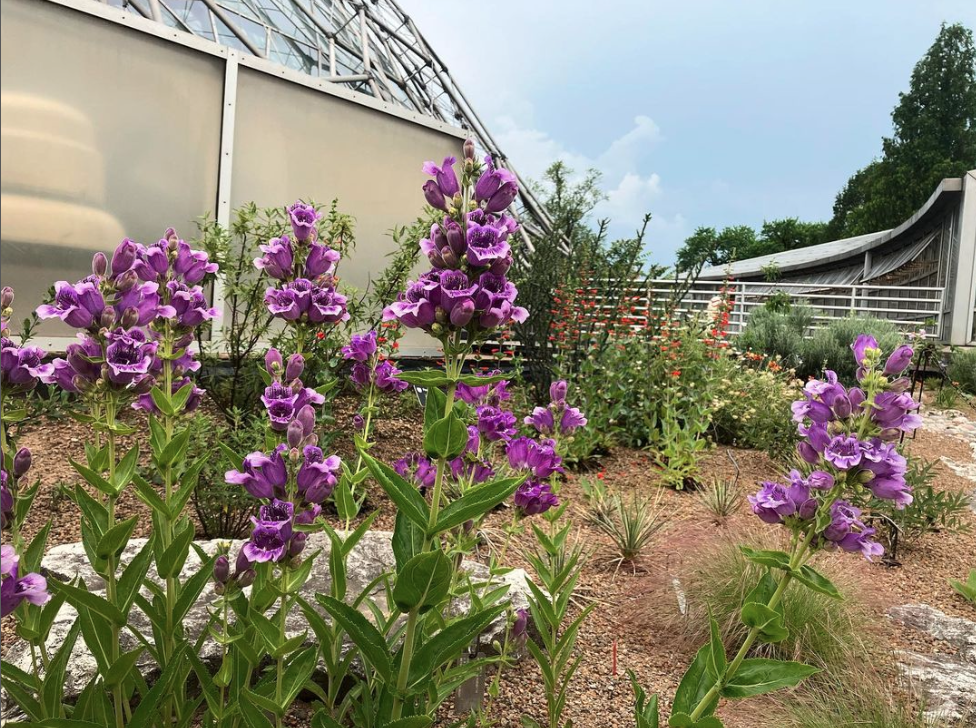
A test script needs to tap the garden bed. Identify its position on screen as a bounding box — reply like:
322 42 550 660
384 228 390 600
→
5 394 974 727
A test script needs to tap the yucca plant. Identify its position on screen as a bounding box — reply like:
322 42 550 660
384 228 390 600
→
949 569 976 604
588 489 664 569
698 451 743 521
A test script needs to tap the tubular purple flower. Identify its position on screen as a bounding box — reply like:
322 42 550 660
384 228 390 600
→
807 470 835 490
851 334 879 367
253 237 294 280
422 156 461 198
288 202 321 243
525 406 555 435
37 280 105 330
256 499 294 541
304 242 341 279
2 341 53 392
350 362 371 389
173 240 218 285
474 156 517 203
342 331 377 362
92 252 108 277
450 299 475 327
823 435 865 470
748 481 791 524
265 349 283 377
511 608 529 644
438 270 478 314
297 447 341 503
394 453 437 493
213 555 230 585
12 448 31 479
111 238 138 277
104 328 158 386
506 437 563 479
116 280 168 326
514 480 559 517
166 282 219 329
225 445 289 500
465 217 512 267
560 407 587 435
374 360 408 393
550 380 568 404
484 181 518 214
423 180 448 211
476 405 517 442
242 524 288 563
883 345 914 376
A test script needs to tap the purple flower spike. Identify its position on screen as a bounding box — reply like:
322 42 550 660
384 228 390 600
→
422 156 461 198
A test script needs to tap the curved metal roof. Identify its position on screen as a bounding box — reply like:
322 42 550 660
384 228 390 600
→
97 0 551 241
699 176 966 280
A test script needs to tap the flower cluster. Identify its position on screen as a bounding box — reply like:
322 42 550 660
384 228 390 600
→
261 349 325 432
226 404 340 565
38 233 218 402
343 331 408 395
748 335 920 560
1 288 53 395
383 142 528 341
524 380 587 437
257 202 349 327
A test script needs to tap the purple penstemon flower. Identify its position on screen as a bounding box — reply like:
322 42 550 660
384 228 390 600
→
342 331 377 362
288 201 321 243
374 360 408 394
476 405 517 442
254 236 295 280
1 546 51 617
438 270 478 315
506 437 564 479
394 453 437 493
423 156 461 199
37 280 105 330
823 435 865 470
297 447 341 504
104 328 158 386
513 480 559 517
382 279 438 330
474 155 517 204
166 282 219 329
304 242 341 279
525 406 555 436
850 334 879 368
225 445 289 500
242 523 289 563
265 279 349 324
1 473 13 529
465 216 512 267
1 340 53 393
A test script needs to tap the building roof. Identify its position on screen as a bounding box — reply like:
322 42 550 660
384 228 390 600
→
699 176 965 280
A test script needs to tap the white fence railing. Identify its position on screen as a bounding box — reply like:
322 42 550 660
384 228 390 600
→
593 279 946 339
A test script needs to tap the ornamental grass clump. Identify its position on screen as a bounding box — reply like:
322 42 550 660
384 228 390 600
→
635 334 924 728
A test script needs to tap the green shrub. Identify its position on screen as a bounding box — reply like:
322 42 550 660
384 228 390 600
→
799 315 903 381
737 304 813 370
948 347 976 395
776 674 926 728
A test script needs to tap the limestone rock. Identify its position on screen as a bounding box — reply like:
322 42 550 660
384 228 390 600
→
2 531 533 708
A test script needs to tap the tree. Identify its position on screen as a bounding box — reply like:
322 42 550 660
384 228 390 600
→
830 23 976 236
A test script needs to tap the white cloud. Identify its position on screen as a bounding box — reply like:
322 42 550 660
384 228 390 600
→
494 110 669 237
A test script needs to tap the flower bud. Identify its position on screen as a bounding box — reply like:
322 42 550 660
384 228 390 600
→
440 247 458 269
265 349 283 377
445 219 465 257
549 380 568 403
289 532 307 558
114 270 138 293
797 441 819 464
120 307 140 329
297 405 316 436
285 354 305 382
164 227 179 250
100 307 118 330
489 255 513 276
235 568 256 588
213 555 230 584
450 299 475 327
888 377 911 393
832 394 852 419
174 333 194 350
235 548 251 575
92 252 109 278
111 239 137 276
13 448 32 479
287 419 305 449
511 608 529 644
0 287 13 309
131 376 154 395
352 414 365 431
463 138 476 160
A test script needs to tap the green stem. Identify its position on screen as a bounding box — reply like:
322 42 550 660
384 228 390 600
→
687 528 815 722
104 400 126 728
275 568 289 728
391 609 420 720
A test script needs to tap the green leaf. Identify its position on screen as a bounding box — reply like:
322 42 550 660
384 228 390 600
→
408 603 506 687
396 370 454 387
424 386 448 430
456 373 508 386
738 546 791 570
671 645 719 718
95 516 139 559
628 670 660 728
218 441 245 471
667 714 724 728
432 476 523 535
131 473 172 520
790 564 842 600
157 520 195 578
158 426 192 469
149 387 176 417
392 550 452 614
278 647 318 709
174 554 217 623
113 445 140 490
706 615 726 680
125 645 189 728
70 459 116 498
240 692 276 728
740 602 788 643
360 451 429 530
170 381 195 412
423 411 469 460
386 719 434 728
392 510 423 572
53 581 125 627
40 617 81 717
23 521 52 573
720 658 819 698
312 710 344 728
35 720 108 728
102 647 144 685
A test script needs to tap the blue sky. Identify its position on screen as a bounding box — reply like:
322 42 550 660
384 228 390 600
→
401 1 976 265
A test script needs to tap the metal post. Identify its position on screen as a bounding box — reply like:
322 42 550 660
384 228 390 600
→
209 53 240 346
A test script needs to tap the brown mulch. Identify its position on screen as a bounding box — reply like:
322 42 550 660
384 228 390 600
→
3 393 975 727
